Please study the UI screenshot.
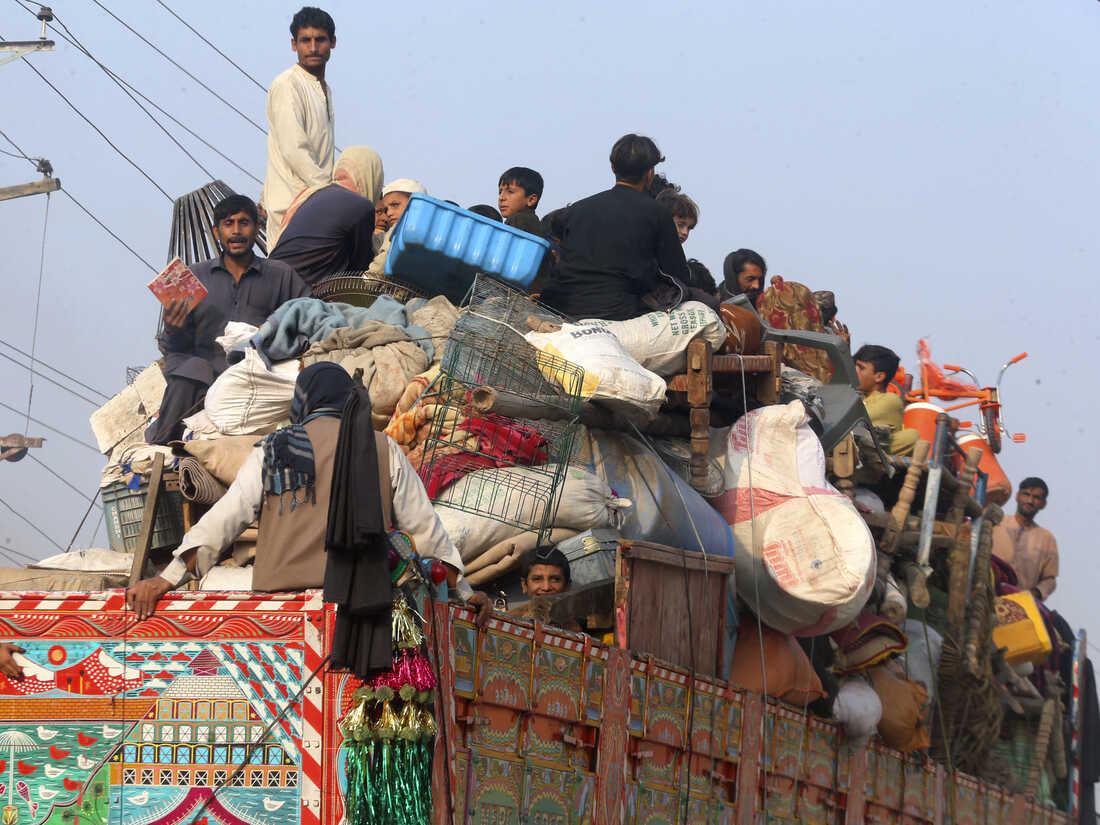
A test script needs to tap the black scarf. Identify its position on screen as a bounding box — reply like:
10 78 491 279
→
324 383 393 677
261 363 352 512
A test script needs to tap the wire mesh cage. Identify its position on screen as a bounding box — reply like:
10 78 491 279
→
414 371 581 539
311 273 428 307
439 276 585 417
414 277 586 539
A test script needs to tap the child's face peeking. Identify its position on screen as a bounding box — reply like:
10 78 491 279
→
498 182 538 218
382 192 411 226
672 216 696 244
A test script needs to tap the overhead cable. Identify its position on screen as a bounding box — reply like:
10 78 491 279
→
10 0 263 185
0 126 36 164
0 494 65 553
155 0 269 93
60 188 158 272
0 338 111 400
23 191 51 434
0 27 172 200
0 126 157 271
28 454 103 508
90 0 268 136
0 350 101 406
0 399 101 453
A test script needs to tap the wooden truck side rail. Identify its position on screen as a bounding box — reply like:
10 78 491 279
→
0 588 1066 825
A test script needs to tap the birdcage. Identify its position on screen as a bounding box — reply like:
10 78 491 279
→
415 277 585 540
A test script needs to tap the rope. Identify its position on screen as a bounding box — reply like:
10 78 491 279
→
24 191 50 435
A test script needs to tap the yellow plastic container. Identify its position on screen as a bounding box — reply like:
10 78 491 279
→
992 591 1053 666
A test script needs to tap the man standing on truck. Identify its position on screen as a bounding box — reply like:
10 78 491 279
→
992 477 1059 601
146 195 309 444
263 7 337 247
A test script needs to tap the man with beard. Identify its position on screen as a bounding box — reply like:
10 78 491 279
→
263 7 337 246
146 194 309 444
992 477 1059 601
720 248 767 305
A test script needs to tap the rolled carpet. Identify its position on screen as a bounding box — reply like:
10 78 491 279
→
178 456 228 504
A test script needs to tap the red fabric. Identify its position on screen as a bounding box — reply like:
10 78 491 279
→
419 416 550 498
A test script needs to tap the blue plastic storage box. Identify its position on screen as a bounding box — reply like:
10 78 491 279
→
385 193 550 304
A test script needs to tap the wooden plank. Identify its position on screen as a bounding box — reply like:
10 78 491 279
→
0 435 44 448
0 176 60 202
620 540 735 574
128 452 165 585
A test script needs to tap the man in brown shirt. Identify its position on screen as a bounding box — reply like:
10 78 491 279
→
992 477 1059 601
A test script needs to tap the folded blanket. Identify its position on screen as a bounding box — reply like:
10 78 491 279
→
300 320 430 421
231 296 433 366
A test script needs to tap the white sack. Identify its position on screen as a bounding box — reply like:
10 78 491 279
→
436 465 630 563
713 401 875 636
524 324 666 422
216 322 259 354
200 565 254 590
577 302 726 375
32 548 133 572
834 677 882 750
203 348 299 435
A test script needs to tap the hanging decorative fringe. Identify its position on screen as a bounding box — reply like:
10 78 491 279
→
340 593 438 825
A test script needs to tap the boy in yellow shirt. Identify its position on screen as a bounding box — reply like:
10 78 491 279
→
854 344 919 456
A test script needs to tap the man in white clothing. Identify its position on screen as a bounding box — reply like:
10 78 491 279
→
263 7 337 246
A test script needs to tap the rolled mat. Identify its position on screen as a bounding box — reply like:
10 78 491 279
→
178 456 228 504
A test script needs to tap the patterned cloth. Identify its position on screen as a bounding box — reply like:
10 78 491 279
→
757 277 834 383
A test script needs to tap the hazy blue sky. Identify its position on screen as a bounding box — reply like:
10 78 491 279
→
0 1 1097 628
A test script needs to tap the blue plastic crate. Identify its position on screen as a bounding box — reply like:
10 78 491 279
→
385 193 550 304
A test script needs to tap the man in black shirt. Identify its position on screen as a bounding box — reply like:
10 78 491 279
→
541 134 689 321
146 195 310 444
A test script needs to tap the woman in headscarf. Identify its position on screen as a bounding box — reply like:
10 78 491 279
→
268 146 386 284
125 363 490 640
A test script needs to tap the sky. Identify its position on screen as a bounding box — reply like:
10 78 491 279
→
0 1 1097 628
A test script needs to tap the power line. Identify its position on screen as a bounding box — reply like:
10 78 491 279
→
90 0 268 136
24 189 51 434
154 0 268 94
28 453 103 508
0 399 101 453
0 146 32 161
59 188 158 272
9 1 262 186
0 27 172 200
0 126 35 163
0 125 158 271
0 338 111 400
0 350 99 406
33 6 220 184
0 494 65 554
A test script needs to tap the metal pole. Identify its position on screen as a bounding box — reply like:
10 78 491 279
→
917 414 949 570
1068 627 1086 824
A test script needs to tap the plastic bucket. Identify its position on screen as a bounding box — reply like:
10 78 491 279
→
901 401 947 445
956 432 1012 505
